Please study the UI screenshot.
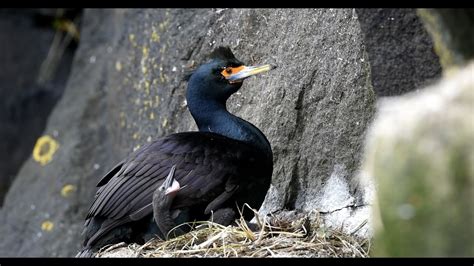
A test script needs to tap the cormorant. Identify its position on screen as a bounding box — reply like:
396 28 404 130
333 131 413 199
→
77 47 274 257
152 165 186 240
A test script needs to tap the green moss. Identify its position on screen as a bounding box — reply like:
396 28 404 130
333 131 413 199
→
417 8 474 74
370 79 474 256
417 9 456 71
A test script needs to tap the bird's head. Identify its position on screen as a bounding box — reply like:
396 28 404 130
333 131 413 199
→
185 46 274 104
158 166 181 200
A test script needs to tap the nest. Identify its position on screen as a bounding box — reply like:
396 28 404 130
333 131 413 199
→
96 206 370 258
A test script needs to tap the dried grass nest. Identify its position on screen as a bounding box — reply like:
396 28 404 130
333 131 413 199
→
97 205 370 258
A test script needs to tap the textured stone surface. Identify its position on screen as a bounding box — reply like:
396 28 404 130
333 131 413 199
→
0 9 375 256
364 63 474 257
356 8 442 96
0 9 77 205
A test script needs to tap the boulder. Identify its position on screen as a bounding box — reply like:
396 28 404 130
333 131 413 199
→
356 8 442 96
364 62 474 256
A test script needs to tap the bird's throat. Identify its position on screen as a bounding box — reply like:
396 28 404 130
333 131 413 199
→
188 98 271 156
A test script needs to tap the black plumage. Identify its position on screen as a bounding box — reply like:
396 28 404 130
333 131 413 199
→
77 47 274 256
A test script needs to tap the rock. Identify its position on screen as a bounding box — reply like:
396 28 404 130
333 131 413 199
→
418 9 474 70
356 8 442 96
364 62 474 256
0 9 375 256
0 9 79 205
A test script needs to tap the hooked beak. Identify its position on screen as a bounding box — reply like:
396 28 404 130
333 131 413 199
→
163 165 181 195
226 64 274 83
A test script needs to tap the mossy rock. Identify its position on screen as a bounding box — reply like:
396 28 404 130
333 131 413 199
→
365 63 474 257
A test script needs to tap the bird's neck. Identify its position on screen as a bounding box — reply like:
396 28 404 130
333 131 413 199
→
188 98 272 156
152 197 184 239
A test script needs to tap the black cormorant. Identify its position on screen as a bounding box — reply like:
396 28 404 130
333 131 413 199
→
77 47 274 257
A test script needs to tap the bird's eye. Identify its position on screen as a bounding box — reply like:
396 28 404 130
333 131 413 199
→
221 65 244 78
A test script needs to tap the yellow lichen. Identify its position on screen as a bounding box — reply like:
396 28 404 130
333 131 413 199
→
150 112 155 120
151 29 160 42
162 118 168 128
32 135 59 166
41 220 54 232
159 21 168 31
60 184 76 197
119 112 126 128
129 34 137 47
132 132 140 140
144 81 150 95
115 61 122 72
160 72 165 83
142 46 149 57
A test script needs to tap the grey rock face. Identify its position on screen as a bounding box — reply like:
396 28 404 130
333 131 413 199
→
356 8 442 96
0 9 78 205
0 9 375 256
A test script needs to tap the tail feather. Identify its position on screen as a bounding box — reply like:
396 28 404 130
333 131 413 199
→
75 247 95 258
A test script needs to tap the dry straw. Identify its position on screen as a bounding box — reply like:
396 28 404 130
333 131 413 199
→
97 205 369 258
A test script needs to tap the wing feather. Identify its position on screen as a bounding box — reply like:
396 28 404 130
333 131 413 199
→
83 132 270 247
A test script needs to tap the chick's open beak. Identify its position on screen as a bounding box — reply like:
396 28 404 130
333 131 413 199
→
163 165 181 195
165 180 181 196
225 64 274 83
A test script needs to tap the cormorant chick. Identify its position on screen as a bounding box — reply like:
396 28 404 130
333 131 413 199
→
152 165 185 240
